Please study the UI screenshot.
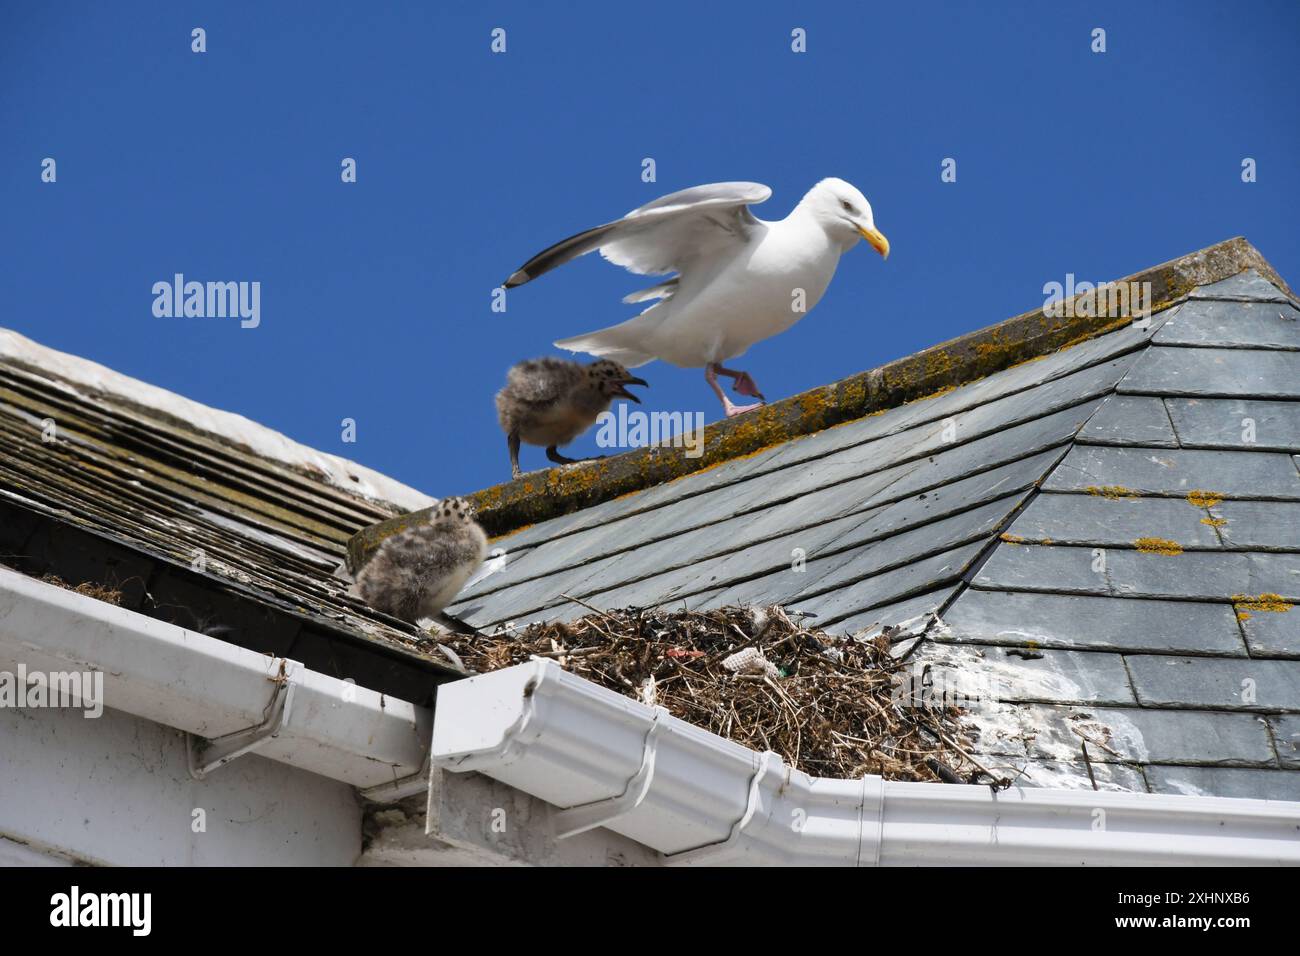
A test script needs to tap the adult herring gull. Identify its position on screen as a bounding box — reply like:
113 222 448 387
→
504 178 889 417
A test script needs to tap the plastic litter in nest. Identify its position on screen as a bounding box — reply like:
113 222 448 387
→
439 602 1010 787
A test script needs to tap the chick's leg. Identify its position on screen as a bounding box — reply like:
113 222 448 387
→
546 446 606 467
508 431 522 479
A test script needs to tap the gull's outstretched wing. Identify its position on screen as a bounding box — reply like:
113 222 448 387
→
503 182 772 288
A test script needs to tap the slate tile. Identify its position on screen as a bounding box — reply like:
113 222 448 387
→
1268 716 1300 768
598 480 1027 610
559 507 869 607
748 334 1143 477
836 586 957 636
1119 346 1300 399
972 544 1300 603
1154 298 1300 350
1166 397 1300 452
484 487 637 553
462 435 1065 618
781 495 1021 603
747 392 1107 508
1005 492 1221 549
466 445 1056 622
822 451 1056 546
464 453 913 603
973 704 1274 765
1188 269 1294 302
1078 394 1178 447
915 642 1136 705
1210 500 1300 551
1239 608 1300 658
1145 765 1300 801
705 541 987 624
943 590 1246 655
1125 655 1300 711
844 423 1073 510
1041 445 1300 499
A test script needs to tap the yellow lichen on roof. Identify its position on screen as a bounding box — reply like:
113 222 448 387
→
1085 485 1138 499
1232 593 1293 613
1186 490 1224 508
910 384 957 404
1134 537 1183 555
1053 316 1133 352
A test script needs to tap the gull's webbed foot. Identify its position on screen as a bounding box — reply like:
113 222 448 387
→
730 371 766 401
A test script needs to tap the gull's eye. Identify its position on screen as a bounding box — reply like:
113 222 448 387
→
841 200 854 213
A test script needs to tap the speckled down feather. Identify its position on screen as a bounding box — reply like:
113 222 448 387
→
357 500 487 624
496 357 584 424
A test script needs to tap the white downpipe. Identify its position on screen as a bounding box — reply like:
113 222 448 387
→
431 659 1300 866
0 566 430 790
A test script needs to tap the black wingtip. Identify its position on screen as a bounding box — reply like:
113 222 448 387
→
503 269 530 289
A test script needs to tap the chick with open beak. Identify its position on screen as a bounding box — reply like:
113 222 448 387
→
495 356 648 478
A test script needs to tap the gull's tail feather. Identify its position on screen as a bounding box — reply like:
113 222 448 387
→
554 314 658 368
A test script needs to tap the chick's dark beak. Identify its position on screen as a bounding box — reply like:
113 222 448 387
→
612 376 648 403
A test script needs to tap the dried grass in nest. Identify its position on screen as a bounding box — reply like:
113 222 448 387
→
440 602 1009 787
39 573 124 606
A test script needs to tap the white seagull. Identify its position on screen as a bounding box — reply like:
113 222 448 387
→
504 178 889 417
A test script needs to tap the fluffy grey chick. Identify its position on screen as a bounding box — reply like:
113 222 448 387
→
357 497 488 625
496 357 648 478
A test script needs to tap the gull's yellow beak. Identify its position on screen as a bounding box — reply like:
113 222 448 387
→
859 226 890 260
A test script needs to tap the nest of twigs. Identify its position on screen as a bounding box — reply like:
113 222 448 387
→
440 602 1007 787
39 573 124 606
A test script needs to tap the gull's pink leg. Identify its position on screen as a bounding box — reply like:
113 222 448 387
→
706 364 763 418
713 363 766 401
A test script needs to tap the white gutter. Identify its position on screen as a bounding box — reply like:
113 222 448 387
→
0 567 430 791
431 659 1300 865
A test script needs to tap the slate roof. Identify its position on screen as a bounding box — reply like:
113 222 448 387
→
441 257 1300 800
0 333 460 702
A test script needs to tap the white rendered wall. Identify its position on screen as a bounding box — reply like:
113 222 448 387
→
0 702 361 866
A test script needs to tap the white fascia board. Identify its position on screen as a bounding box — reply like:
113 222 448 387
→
0 566 429 789
432 659 1300 866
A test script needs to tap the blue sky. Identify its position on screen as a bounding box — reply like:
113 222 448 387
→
3 2 1297 500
